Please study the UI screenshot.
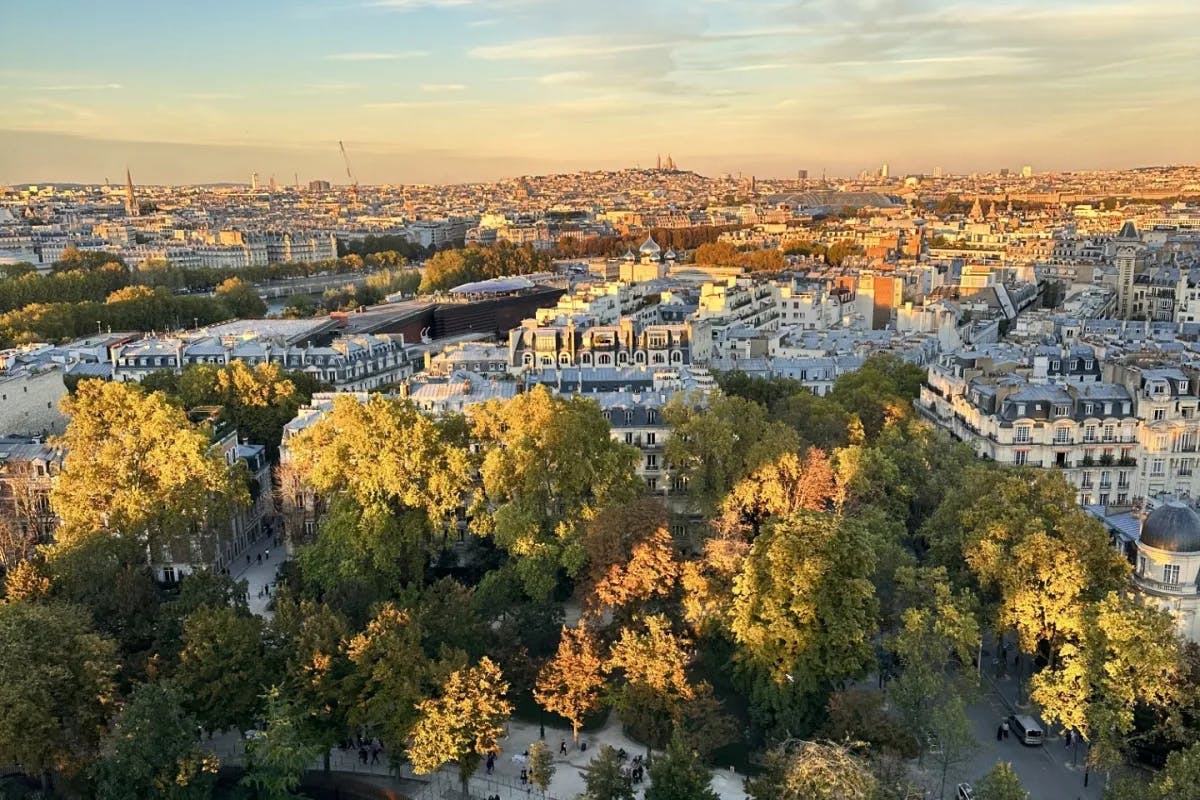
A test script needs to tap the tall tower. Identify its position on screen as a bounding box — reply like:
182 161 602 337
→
125 168 138 217
880 162 889 179
251 172 259 191
656 153 662 170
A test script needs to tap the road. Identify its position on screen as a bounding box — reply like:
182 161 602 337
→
929 656 1105 800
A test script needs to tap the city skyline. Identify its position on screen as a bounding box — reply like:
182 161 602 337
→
2 0 1199 184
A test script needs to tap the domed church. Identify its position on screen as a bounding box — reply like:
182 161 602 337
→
1135 500 1200 643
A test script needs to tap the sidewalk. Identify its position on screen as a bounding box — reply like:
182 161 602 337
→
229 529 283 618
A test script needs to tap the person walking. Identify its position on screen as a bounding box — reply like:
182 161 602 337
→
560 739 567 756
1001 720 1011 740
996 724 1004 741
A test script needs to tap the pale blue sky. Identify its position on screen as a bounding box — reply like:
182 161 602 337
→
1 0 1197 184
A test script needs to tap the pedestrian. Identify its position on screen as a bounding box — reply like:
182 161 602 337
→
520 767 528 786
560 739 567 756
265 549 270 560
246 554 251 565
996 724 1004 741
1065 730 1073 747
257 553 262 565
358 747 368 764
486 753 495 774
371 745 380 764
1002 720 1011 740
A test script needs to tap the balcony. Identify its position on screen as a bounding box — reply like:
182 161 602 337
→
1134 574 1198 595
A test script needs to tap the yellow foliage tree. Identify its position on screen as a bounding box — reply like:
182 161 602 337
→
535 624 606 744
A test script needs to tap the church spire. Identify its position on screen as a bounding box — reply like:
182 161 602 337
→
125 168 138 217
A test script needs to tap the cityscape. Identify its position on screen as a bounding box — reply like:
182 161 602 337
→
2 2 1200 800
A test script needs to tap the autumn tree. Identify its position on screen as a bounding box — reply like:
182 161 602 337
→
745 740 877 800
828 353 924 441
644 733 720 800
345 603 430 757
608 613 694 701
407 657 513 799
471 386 641 599
50 380 246 553
92 682 219 800
0 601 119 786
582 498 671 605
535 623 606 743
719 448 835 537
589 524 678 616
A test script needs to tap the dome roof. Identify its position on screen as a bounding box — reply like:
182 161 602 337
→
1140 501 1200 553
639 235 661 254
622 249 636 261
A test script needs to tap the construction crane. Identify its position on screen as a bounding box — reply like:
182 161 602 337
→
338 140 358 203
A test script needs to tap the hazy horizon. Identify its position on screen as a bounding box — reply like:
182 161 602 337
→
2 0 1198 185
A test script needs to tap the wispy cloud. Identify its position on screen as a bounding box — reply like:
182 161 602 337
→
470 36 668 61
324 51 429 61
538 71 589 85
182 92 243 100
421 83 467 92
290 82 364 94
362 100 466 109
39 83 123 91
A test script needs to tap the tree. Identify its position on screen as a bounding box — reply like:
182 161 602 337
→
719 449 835 537
821 689 918 758
535 624 607 744
608 614 694 701
175 606 271 733
828 354 924 441
664 392 800 515
644 733 720 800
588 524 678 616
926 696 976 800
974 761 1026 800
407 657 513 799
581 745 635 800
241 687 325 800
472 386 641 599
215 276 267 317
730 513 877 735
0 602 118 784
287 393 472 529
528 741 555 797
50 380 246 553
887 567 980 741
92 682 218 800
345 603 429 757
745 740 877 800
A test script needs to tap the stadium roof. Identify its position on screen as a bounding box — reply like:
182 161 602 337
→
448 277 535 295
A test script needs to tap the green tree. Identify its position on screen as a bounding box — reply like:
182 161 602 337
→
664 392 801 515
215 276 267 317
581 745 635 800
828 354 924 441
471 386 641 599
730 513 878 735
175 606 271 733
92 682 218 800
528 741 555 797
926 696 976 800
974 761 1026 800
407 657 513 799
644 733 719 800
298 497 428 599
0 602 119 785
241 687 325 800
50 380 246 553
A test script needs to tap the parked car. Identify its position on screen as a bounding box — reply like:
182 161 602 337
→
1009 713 1045 745
956 783 976 800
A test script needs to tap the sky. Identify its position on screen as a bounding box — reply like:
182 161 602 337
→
1 0 1198 185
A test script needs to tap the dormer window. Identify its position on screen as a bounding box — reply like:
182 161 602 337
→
1054 404 1070 417
1084 360 1094 370
1051 360 1061 371
1084 403 1095 415
1180 380 1189 393
1017 403 1027 416
1070 360 1079 370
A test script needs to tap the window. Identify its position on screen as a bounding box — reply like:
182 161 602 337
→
1103 424 1115 441
1015 426 1032 443
1155 434 1168 451
646 454 658 470
646 477 658 491
163 566 176 583
1164 564 1181 586
1139 555 1148 575
1054 404 1070 417
646 432 656 446
1051 360 1061 371
1017 404 1027 417
1084 426 1097 442
1014 450 1029 466
1181 380 1190 393
1154 408 1166 421
625 432 634 445
1118 493 1128 505
1053 427 1071 444
1152 458 1166 476
1085 360 1094 370
1084 403 1095 415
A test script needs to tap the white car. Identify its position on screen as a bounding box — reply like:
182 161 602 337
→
956 783 975 800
